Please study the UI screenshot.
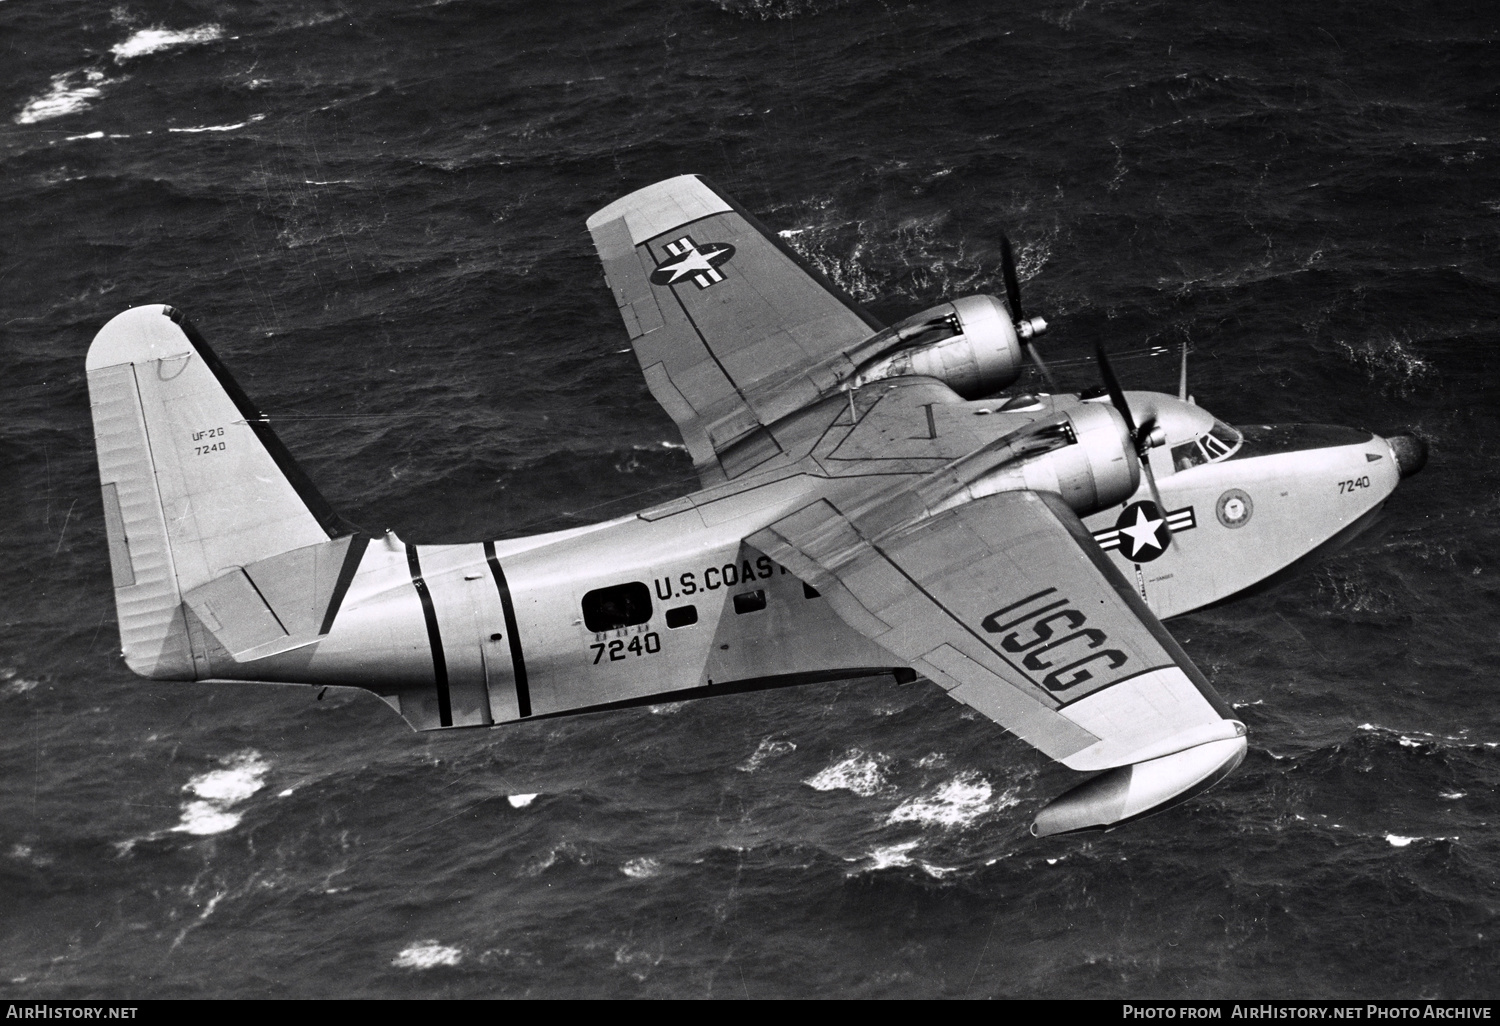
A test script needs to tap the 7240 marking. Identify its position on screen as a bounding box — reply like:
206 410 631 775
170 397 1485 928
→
1338 476 1371 494
592 632 662 664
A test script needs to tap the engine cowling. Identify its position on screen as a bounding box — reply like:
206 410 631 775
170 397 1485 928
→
933 402 1140 519
851 294 1023 397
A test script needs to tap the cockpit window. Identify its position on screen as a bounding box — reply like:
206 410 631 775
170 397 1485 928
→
1203 420 1243 459
1173 421 1243 472
1172 440 1208 472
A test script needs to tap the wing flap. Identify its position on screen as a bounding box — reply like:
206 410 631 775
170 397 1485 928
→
922 642 1100 756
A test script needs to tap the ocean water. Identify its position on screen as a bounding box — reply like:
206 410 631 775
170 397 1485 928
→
1 0 1497 998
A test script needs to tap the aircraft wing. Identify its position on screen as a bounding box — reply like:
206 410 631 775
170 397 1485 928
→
587 175 882 479
747 488 1247 835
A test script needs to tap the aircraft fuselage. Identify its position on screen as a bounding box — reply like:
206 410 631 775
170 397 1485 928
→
187 390 1411 733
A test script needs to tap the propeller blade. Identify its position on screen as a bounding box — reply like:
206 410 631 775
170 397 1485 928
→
1178 339 1189 402
1141 454 1175 549
1026 341 1060 393
1000 235 1026 325
1093 339 1138 439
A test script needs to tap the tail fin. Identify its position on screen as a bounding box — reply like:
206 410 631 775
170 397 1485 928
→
87 305 355 678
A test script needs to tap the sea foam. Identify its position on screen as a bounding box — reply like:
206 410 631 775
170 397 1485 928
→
803 750 889 796
392 941 463 969
15 71 105 124
621 857 662 879
739 736 796 772
168 115 264 134
111 25 223 61
171 750 269 836
886 772 1013 829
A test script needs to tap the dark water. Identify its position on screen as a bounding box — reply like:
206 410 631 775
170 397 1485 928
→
2 0 1497 998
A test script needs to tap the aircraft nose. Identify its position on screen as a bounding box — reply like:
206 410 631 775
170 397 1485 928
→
1387 433 1428 479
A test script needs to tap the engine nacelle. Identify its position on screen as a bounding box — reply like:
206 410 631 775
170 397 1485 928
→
851 294 1023 397
933 402 1140 519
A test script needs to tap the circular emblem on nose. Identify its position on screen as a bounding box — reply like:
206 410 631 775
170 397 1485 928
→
1216 488 1253 529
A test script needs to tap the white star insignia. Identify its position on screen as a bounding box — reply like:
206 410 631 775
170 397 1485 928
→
1117 505 1166 559
662 246 720 283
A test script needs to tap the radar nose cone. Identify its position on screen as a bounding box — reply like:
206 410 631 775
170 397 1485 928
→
1388 433 1428 479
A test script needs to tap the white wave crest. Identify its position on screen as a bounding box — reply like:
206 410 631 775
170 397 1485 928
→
866 840 919 870
171 750 268 835
168 114 264 134
507 793 538 808
112 25 223 61
621 857 661 879
851 841 957 879
185 751 269 804
519 841 588 877
739 736 796 772
173 802 243 836
886 772 1011 829
15 71 106 124
392 941 463 969
803 750 889 797
1386 833 1458 848
1357 721 1490 751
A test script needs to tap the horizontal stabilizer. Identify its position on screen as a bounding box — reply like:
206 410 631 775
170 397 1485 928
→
181 534 367 661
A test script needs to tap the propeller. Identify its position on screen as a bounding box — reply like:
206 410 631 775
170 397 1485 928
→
1094 338 1174 548
1000 235 1057 392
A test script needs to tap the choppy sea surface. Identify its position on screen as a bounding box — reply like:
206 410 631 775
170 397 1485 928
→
1 0 1497 999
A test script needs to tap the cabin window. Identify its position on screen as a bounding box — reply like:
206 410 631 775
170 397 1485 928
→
1172 440 1208 472
733 590 767 614
581 582 652 632
666 605 698 629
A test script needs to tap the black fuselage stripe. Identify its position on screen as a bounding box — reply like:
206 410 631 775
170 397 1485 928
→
484 540 531 717
320 534 370 634
406 545 452 727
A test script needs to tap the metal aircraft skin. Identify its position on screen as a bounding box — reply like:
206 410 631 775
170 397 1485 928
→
85 175 1426 836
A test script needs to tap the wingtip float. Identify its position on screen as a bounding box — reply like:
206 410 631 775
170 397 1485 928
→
86 175 1422 835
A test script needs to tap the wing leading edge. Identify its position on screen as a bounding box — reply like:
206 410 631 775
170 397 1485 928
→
747 489 1246 835
587 175 882 481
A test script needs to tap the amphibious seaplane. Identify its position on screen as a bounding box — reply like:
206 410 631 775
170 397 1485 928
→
86 175 1425 836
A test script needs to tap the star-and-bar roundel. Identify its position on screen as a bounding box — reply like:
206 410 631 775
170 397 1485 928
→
1091 500 1197 563
649 236 736 290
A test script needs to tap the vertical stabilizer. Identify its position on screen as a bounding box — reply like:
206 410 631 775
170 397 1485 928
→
87 305 346 678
